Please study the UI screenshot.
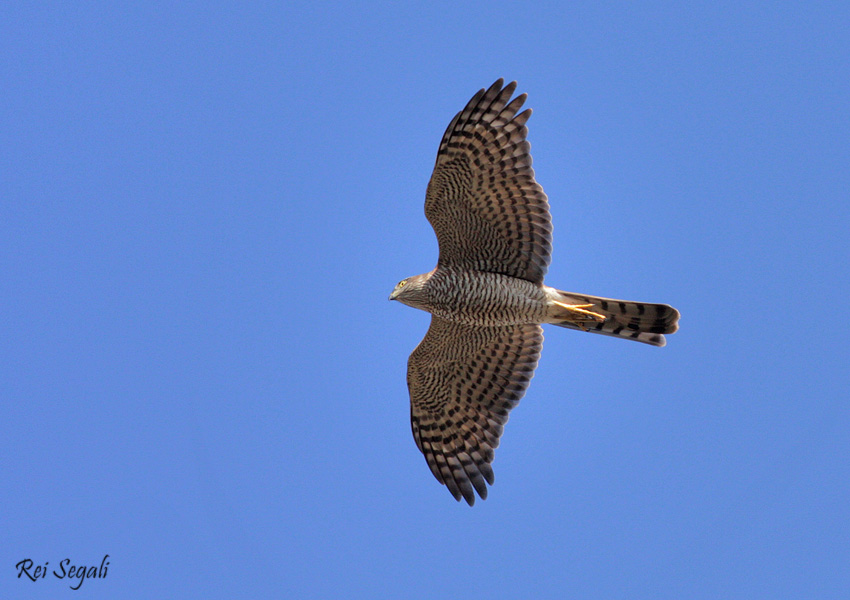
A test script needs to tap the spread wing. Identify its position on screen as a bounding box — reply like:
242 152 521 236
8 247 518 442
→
424 79 553 284
407 316 543 505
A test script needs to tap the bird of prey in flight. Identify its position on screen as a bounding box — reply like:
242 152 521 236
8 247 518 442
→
390 79 679 505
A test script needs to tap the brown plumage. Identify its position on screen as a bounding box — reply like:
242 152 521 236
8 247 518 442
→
390 79 680 505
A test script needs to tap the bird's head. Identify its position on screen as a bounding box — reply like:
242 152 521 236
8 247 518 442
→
389 272 431 311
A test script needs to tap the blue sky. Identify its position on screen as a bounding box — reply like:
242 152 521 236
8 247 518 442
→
2 2 849 598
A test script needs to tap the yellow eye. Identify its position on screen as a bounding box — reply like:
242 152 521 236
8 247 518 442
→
397 279 408 288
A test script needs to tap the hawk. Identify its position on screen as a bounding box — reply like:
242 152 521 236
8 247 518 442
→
389 79 679 505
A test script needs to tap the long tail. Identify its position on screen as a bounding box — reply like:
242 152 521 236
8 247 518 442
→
546 289 680 347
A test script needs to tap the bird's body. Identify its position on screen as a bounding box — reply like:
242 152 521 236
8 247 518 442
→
390 79 680 505
416 267 548 326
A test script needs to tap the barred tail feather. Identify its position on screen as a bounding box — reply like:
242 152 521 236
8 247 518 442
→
547 289 680 347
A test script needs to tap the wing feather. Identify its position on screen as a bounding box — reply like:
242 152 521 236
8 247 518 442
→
424 79 552 284
407 316 543 505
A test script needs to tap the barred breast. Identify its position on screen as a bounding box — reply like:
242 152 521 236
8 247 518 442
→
425 267 548 326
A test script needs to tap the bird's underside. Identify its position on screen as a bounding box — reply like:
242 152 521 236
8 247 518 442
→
389 79 680 505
